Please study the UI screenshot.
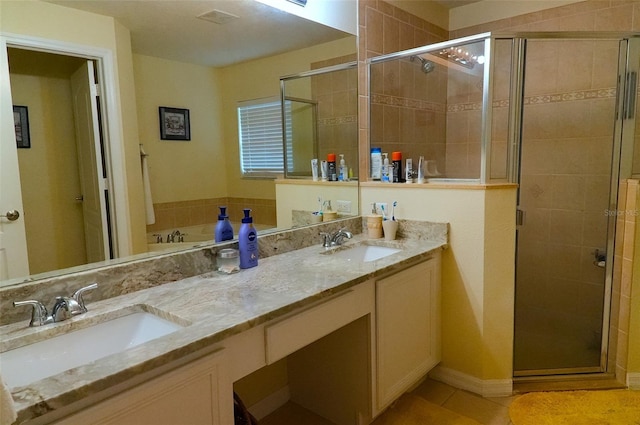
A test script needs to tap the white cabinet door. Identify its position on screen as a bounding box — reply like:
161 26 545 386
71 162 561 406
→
376 253 441 411
55 348 232 425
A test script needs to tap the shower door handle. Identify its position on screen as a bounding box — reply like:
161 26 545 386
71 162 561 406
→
624 71 637 119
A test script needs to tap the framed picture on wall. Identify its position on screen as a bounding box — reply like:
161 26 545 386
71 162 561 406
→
159 106 191 141
13 105 30 148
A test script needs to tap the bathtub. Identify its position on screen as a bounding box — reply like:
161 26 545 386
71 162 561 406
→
146 222 276 253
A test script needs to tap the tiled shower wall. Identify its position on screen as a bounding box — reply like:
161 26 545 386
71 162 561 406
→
312 54 359 177
357 0 448 179
146 197 276 233
611 179 638 382
361 0 640 180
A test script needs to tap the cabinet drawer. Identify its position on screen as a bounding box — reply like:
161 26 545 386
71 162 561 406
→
265 281 373 364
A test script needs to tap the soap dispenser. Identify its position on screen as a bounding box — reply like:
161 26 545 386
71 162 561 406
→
366 203 383 239
214 206 234 242
238 209 258 269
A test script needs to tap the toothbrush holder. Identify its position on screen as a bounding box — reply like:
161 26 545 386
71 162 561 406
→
382 220 398 240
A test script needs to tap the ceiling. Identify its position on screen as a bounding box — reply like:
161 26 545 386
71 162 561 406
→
45 0 481 68
45 0 352 67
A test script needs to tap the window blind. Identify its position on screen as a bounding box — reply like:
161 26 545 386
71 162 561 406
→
238 98 292 177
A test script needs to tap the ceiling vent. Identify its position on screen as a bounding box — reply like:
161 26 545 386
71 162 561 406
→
197 9 240 25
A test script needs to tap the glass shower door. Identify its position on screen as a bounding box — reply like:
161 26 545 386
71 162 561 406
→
513 38 622 375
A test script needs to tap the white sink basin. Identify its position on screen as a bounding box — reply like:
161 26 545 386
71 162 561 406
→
0 312 183 388
328 244 401 262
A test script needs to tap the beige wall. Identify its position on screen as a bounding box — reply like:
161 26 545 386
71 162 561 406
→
361 184 517 384
275 181 358 229
10 70 87 274
133 54 225 204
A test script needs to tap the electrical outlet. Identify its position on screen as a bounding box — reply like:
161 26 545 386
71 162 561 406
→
336 200 351 213
375 202 388 216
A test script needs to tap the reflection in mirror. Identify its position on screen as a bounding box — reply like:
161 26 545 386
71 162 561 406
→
368 38 488 182
1 0 357 288
281 61 359 181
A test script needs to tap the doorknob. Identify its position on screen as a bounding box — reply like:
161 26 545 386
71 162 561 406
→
1 210 20 221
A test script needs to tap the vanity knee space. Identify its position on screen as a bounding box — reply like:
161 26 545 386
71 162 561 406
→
234 252 442 424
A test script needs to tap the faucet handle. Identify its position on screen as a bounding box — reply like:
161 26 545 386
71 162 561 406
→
72 283 98 311
319 232 332 247
13 300 53 327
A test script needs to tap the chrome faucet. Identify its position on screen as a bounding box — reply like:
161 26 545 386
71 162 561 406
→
167 230 185 243
320 229 353 247
13 283 98 327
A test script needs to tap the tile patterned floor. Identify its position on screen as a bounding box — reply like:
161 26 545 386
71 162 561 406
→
408 378 515 425
260 378 516 425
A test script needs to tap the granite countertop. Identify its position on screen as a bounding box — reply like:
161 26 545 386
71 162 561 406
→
1 234 445 424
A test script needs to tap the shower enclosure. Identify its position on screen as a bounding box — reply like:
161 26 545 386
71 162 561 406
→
280 62 359 179
512 33 638 377
368 32 639 378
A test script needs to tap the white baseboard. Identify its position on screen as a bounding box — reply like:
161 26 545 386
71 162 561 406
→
429 365 513 397
627 373 640 390
247 385 290 420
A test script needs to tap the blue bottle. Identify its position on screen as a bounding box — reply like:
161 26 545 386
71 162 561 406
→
214 206 234 243
238 209 258 269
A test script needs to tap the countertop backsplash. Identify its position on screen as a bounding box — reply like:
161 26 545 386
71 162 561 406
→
0 216 446 327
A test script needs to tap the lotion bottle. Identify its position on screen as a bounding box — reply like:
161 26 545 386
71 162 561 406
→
239 209 258 269
214 206 234 242
381 153 390 183
338 154 347 181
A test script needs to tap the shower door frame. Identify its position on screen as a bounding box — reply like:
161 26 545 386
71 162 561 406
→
506 32 639 377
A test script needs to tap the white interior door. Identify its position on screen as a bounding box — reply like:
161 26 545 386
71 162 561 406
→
0 39 29 280
70 61 108 263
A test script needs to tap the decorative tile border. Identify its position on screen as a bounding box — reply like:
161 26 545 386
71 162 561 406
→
371 93 446 113
318 115 357 126
446 87 617 112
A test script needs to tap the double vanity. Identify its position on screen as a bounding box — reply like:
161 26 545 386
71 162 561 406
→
0 218 447 424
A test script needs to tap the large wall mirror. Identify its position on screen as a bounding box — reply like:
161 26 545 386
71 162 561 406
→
1 0 358 287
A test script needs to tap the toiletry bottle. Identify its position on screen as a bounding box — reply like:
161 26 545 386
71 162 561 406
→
391 151 403 183
320 160 328 181
338 154 347 181
405 158 413 183
381 153 390 183
327 153 337 181
238 209 258 269
311 158 319 181
214 206 234 242
370 147 382 180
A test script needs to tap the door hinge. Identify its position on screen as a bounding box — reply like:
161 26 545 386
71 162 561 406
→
516 209 525 226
